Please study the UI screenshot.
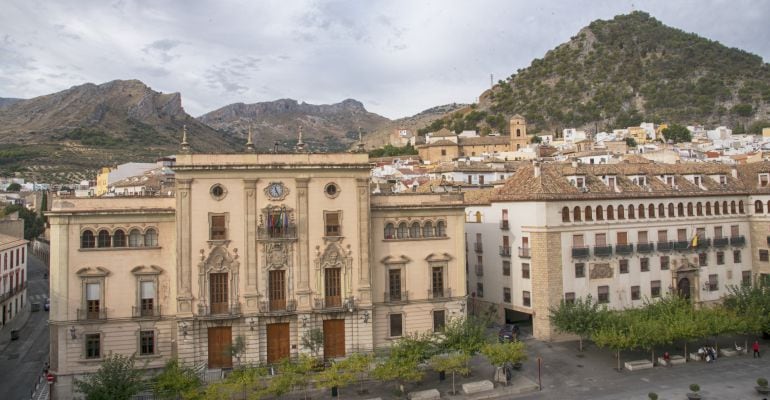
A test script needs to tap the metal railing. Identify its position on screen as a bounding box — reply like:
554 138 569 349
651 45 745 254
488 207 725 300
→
257 225 297 240
713 237 729 247
0 282 26 303
77 308 107 321
384 291 409 302
132 305 161 318
518 247 531 258
637 242 654 253
572 246 590 258
696 238 711 250
730 235 746 246
428 288 452 299
197 303 241 317
656 241 674 252
258 299 297 313
499 246 511 257
594 245 612 257
313 297 343 310
499 220 510 230
475 264 484 276
615 244 633 255
673 240 691 251
474 243 483 253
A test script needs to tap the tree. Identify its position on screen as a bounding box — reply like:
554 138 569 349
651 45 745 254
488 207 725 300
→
317 360 355 399
625 137 638 148
480 342 527 384
338 352 374 395
301 328 324 358
733 103 754 117
228 335 247 367
74 354 144 400
661 124 691 143
373 333 433 394
266 356 313 399
439 316 489 357
429 353 470 395
153 359 202 400
5 182 21 192
593 312 636 371
549 295 607 351
723 283 770 335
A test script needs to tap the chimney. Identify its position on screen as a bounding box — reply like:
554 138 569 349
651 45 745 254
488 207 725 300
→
533 161 541 177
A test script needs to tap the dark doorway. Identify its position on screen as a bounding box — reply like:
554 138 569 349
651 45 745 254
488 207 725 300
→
678 277 691 300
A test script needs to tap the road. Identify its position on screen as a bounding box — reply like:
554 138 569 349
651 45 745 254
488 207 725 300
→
0 254 50 400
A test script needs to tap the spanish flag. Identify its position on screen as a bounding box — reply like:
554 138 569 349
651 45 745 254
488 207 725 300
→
691 233 699 248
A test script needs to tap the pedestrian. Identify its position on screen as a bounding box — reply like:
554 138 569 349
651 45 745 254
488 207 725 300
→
754 340 761 358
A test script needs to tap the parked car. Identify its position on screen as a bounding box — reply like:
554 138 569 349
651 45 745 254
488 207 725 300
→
498 324 520 342
44 298 50 311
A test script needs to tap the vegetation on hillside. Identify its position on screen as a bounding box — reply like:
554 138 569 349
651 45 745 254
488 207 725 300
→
368 144 418 158
458 11 770 134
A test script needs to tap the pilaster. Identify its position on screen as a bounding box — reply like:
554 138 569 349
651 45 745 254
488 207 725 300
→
295 177 311 309
356 177 372 304
244 179 259 310
176 178 193 314
531 231 563 340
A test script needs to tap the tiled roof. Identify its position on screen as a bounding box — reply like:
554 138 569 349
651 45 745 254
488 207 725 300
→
458 136 510 146
491 161 770 201
418 140 458 148
431 128 455 137
463 188 495 205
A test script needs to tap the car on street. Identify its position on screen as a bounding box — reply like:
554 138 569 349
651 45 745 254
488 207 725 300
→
498 324 520 342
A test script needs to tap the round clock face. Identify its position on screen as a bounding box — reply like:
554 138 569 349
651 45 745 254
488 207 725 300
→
267 183 285 199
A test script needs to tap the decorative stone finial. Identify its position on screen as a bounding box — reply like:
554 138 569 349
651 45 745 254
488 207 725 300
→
295 125 306 152
356 126 365 152
181 125 190 153
246 126 255 152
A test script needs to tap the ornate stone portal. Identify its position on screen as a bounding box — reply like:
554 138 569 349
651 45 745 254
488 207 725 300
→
197 246 240 314
314 242 353 303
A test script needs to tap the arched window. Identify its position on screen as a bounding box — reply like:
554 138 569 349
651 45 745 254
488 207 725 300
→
687 202 693 216
409 222 421 238
668 203 675 217
436 221 446 237
573 206 582 222
618 205 625 220
113 229 126 247
584 206 593 221
677 203 684 217
423 221 434 237
81 230 95 249
475 211 482 223
397 222 408 239
730 201 736 214
384 223 395 239
706 202 711 215
129 229 143 247
607 205 615 220
562 207 570 222
714 201 721 215
627 204 635 219
723 201 729 214
756 200 764 213
648 204 655 218
596 206 604 221
97 229 111 248
738 200 744 214
638 204 645 219
767 200 770 213
144 228 158 247
659 203 665 217
696 202 703 216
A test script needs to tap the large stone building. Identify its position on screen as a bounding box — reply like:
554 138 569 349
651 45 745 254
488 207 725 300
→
417 116 530 162
48 152 466 398
1 232 28 327
465 160 770 340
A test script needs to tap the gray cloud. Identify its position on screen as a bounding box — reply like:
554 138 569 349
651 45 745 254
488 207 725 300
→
0 0 769 119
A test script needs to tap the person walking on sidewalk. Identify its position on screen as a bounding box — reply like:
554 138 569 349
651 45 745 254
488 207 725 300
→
754 340 761 358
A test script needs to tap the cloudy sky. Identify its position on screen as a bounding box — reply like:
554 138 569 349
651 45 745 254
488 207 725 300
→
1 0 769 119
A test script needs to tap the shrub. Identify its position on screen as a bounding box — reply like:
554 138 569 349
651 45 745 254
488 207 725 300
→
648 392 658 400
758 378 768 387
689 383 700 392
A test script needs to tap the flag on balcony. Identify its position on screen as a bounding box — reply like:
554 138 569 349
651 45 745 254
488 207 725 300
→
691 233 699 248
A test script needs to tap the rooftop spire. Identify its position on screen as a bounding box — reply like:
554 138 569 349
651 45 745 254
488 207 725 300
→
246 126 255 152
295 125 306 152
180 124 190 153
356 126 365 152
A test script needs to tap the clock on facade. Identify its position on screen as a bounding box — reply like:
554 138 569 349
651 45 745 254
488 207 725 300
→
265 182 288 200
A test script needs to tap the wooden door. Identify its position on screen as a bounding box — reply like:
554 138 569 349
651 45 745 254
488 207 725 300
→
210 273 228 314
266 323 290 363
207 327 232 368
324 268 341 307
323 319 345 359
268 270 286 311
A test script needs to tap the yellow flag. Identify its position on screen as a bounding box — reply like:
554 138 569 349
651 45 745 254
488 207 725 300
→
691 233 698 248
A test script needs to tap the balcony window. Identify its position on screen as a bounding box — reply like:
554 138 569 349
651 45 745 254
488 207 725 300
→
140 281 156 317
431 266 445 298
388 269 402 301
324 268 342 308
210 272 229 314
325 212 341 237
86 282 101 319
210 215 227 240
268 270 286 311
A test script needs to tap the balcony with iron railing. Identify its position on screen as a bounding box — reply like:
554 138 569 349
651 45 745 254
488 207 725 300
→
197 303 241 318
77 308 107 321
475 264 484 276
428 288 452 299
314 296 355 311
518 247 531 258
637 242 654 253
0 282 26 304
695 238 711 250
258 299 297 314
673 240 691 251
499 246 511 257
132 305 161 319
730 235 746 246
474 243 483 253
257 225 297 241
656 241 674 252
713 237 729 248
499 220 510 230
572 246 590 258
615 243 634 255
383 291 409 303
594 245 613 257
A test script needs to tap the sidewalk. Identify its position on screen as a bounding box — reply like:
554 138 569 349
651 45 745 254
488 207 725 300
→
0 301 32 352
